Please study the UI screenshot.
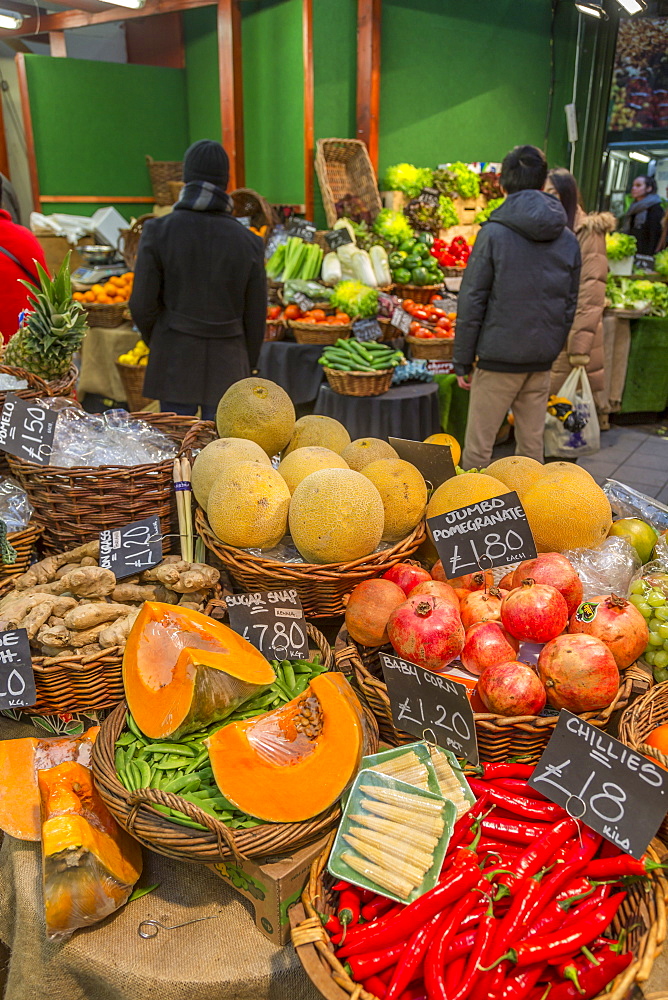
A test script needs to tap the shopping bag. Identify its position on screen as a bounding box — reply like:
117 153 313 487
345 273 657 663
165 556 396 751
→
544 366 600 459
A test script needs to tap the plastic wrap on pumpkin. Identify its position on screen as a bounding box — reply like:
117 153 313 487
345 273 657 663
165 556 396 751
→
123 602 276 739
206 673 368 822
39 761 142 940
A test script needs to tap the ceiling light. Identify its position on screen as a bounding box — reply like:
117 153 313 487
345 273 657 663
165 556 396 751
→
629 150 651 162
0 11 23 28
93 0 145 8
615 0 646 13
575 1 608 18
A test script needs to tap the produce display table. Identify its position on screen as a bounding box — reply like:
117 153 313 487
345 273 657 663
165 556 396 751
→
314 382 440 441
256 341 324 405
621 316 668 413
79 323 138 404
602 313 631 416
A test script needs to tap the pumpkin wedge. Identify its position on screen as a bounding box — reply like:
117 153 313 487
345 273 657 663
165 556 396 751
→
40 761 143 939
123 602 276 739
0 727 99 842
206 673 366 823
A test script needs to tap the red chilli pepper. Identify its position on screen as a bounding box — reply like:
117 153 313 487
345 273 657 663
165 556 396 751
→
346 942 406 981
449 901 495 1000
545 950 633 1000
338 888 361 928
445 956 467 996
480 762 535 780
484 778 550 801
361 897 395 922
586 853 667 880
496 963 546 1000
324 913 342 936
363 975 388 998
505 893 626 967
499 817 578 889
332 880 352 891
385 910 442 1000
467 778 566 823
480 816 552 845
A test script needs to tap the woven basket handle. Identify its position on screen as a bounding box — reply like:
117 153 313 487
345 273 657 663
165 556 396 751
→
638 742 668 770
333 644 358 678
126 786 247 860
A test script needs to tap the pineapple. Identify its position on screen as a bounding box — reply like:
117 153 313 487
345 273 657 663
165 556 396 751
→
4 252 88 380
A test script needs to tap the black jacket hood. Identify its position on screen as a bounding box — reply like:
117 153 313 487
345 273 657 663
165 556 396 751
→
488 189 567 243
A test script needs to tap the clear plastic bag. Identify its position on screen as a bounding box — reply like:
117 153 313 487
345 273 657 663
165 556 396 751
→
39 403 177 468
0 477 33 531
562 536 641 600
603 480 668 532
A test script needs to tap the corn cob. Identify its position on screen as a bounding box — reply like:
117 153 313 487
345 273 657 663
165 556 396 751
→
342 834 426 887
349 812 439 852
348 825 434 872
360 784 445 815
341 851 414 900
361 798 444 837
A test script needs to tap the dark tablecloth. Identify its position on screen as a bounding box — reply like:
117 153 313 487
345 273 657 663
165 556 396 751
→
314 382 441 442
257 341 324 405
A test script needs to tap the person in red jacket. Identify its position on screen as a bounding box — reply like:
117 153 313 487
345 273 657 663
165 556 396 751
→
0 179 47 344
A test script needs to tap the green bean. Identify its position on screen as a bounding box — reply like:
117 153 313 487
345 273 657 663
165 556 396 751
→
149 768 162 789
163 774 201 795
291 675 311 696
168 811 208 830
182 731 209 742
117 768 131 792
180 794 222 819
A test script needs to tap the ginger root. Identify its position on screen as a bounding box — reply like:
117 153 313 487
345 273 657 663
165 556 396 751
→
68 624 108 648
63 603 134 631
58 567 117 599
111 583 177 604
99 608 140 648
22 602 58 640
14 541 100 589
37 624 71 648
139 562 219 593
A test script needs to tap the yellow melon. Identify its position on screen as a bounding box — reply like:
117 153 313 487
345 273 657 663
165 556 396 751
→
522 466 612 552
424 433 461 468
191 438 271 510
216 378 295 457
289 469 384 564
342 438 399 472
426 473 511 520
277 447 349 495
361 459 427 542
283 415 351 457
484 456 545 501
207 461 291 550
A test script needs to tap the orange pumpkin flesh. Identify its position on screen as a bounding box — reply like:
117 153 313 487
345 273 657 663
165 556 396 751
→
0 727 99 842
40 761 142 939
206 673 366 823
123 602 276 739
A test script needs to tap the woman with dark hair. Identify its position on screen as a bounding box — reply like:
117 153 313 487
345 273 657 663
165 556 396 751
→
545 168 616 416
620 174 663 256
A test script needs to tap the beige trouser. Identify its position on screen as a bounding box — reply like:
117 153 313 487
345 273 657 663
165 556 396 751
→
463 368 551 469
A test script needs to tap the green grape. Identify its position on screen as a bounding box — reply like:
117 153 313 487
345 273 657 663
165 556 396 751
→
655 606 668 622
629 593 647 608
648 632 664 646
645 649 657 665
655 667 668 684
647 591 667 608
630 580 647 596
655 651 668 669
649 617 662 633
639 604 653 619
658 623 668 640
663 639 668 651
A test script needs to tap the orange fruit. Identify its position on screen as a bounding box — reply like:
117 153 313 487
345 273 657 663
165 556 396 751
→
110 275 124 287
646 723 668 757
121 272 134 281
90 284 104 296
72 292 84 302
608 518 658 564
485 456 545 501
103 282 116 295
83 291 96 303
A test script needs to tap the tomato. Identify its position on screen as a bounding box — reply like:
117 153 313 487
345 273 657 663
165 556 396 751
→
413 307 429 321
332 315 349 325
336 312 350 323
284 304 302 320
267 305 282 321
311 309 326 321
448 312 457 321
436 317 451 330
413 327 435 339
409 321 422 334
402 299 415 311
431 308 446 319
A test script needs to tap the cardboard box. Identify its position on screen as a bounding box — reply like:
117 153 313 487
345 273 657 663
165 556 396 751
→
208 836 328 945
36 235 90 275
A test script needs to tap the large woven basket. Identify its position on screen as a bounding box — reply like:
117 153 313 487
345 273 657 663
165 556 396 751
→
24 647 124 716
323 367 393 397
196 509 426 618
84 300 128 329
92 639 379 864
119 215 152 271
7 415 216 555
406 335 454 361
146 155 183 206
291 834 668 1000
290 322 351 345
619 680 668 844
115 362 153 412
315 139 383 229
230 188 277 240
0 522 42 587
46 364 78 400
393 284 443 305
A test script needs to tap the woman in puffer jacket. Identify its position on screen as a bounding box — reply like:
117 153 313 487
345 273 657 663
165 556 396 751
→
545 168 616 419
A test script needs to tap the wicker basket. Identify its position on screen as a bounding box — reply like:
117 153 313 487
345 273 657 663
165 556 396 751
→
196 509 426 618
0 522 42 587
315 139 383 229
146 155 183 206
265 321 286 342
7 415 216 555
24 647 124 716
406 335 454 361
323 367 393 397
118 215 152 271
290 322 351 345
167 180 184 204
230 188 277 240
393 284 443 305
46 364 78 400
84 300 129 329
349 640 646 762
619 681 668 844
115 362 154 411
91 640 379 864
291 835 668 1000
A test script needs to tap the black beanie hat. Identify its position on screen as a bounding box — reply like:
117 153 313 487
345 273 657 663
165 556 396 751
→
183 140 230 189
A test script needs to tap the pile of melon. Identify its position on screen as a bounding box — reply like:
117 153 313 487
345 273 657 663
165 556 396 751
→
193 378 428 564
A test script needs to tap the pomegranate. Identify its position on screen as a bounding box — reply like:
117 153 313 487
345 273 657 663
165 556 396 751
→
431 560 447 582
568 593 649 669
511 553 583 617
501 580 568 643
409 579 460 610
449 570 495 597
382 561 432 596
499 570 515 591
345 579 406 647
538 633 619 712
478 661 547 716
387 595 464 672
460 587 508 630
461 621 519 675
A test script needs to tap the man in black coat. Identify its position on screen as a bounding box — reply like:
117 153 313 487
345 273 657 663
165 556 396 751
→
130 139 266 420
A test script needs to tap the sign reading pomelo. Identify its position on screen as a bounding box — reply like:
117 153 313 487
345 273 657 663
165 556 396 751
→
608 518 659 564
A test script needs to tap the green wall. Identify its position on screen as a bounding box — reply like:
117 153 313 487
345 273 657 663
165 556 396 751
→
183 7 221 143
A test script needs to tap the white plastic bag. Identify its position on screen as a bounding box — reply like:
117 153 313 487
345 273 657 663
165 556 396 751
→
544 366 600 459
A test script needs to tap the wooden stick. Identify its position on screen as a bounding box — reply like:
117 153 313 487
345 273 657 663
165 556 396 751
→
180 456 194 562
173 458 187 560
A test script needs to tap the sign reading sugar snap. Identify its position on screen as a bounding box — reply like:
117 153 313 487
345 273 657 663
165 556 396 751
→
99 515 163 580
0 394 57 466
225 589 309 661
0 629 36 709
427 490 537 578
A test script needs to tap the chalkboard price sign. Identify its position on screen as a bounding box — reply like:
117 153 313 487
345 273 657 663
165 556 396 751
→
389 437 456 489
352 318 382 342
427 490 537 578
418 187 440 208
0 629 36 710
225 589 309 661
325 228 353 250
380 652 478 765
286 219 316 242
99 515 163 580
0 395 57 466
391 307 412 335
529 711 668 858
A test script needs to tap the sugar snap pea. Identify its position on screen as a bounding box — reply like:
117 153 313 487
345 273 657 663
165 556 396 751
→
153 756 195 770
126 713 145 740
143 742 196 757
135 759 151 788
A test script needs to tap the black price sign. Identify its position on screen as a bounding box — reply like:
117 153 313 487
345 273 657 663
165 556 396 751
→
225 589 309 661
418 187 440 208
427 490 537 578
352 318 382 342
634 254 655 273
389 437 457 489
286 218 316 242
99 515 163 580
391 307 412 335
0 629 36 709
0 395 56 466
432 296 458 314
380 652 478 765
529 711 668 858
294 292 315 312
325 228 353 250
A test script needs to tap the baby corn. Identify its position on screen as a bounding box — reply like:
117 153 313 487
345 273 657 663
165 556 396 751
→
370 752 430 790
428 747 471 819
341 852 414 901
348 825 434 872
361 797 445 837
349 812 439 852
360 784 444 815
342 834 425 887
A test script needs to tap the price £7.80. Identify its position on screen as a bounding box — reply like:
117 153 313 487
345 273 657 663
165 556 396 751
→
446 530 530 577
242 621 307 657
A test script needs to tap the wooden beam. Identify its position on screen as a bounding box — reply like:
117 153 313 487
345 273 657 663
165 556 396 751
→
48 31 67 56
0 89 9 178
217 0 244 189
302 0 314 222
0 0 214 39
356 0 381 171
15 53 40 212
41 195 155 203
125 10 184 67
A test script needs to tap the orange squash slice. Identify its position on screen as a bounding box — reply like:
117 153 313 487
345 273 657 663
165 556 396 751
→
40 760 143 939
0 727 99 842
123 602 276 739
206 673 366 823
